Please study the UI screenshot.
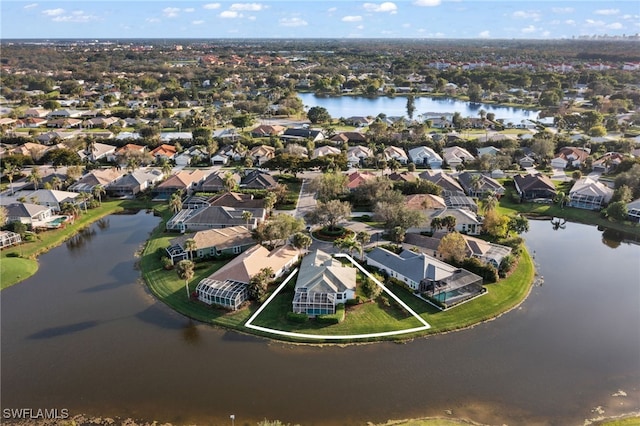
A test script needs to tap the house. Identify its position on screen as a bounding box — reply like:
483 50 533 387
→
331 131 367 144
457 172 505 198
240 169 278 190
17 117 48 128
568 177 614 210
77 142 117 162
194 278 249 311
200 171 240 193
419 170 465 196
150 144 177 161
444 194 478 212
388 171 417 183
0 230 22 248
365 247 484 308
312 145 341 159
552 147 590 169
109 144 146 164
210 153 229 165
627 198 640 223
166 225 255 264
2 189 80 213
106 169 164 197
207 244 299 284
442 146 475 169
346 145 373 168
9 143 48 160
292 249 357 316
462 235 512 269
592 152 625 174
345 116 373 127
405 194 447 212
68 168 124 193
476 146 501 157
429 208 482 235
408 146 442 168
281 128 325 143
247 145 275 166
513 173 556 200
384 146 408 164
174 146 208 167
208 192 264 209
345 170 377 190
23 107 49 118
165 205 266 232
36 131 80 145
250 124 286 137
5 202 53 226
154 170 207 198
518 155 537 169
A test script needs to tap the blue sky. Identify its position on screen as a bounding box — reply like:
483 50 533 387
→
1 0 639 39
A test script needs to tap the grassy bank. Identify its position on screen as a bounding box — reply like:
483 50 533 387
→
0 199 152 289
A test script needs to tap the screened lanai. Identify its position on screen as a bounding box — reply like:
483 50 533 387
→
195 278 248 310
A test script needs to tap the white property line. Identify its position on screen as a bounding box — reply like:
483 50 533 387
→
244 254 431 340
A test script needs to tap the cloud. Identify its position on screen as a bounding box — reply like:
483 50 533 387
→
145 17 161 23
327 7 337 13
342 15 363 22
356 25 364 30
479 30 490 38
220 10 241 18
552 7 574 13
512 10 541 20
521 25 536 33
184 8 195 13
203 3 221 9
565 19 576 25
607 22 623 29
363 2 398 13
413 0 441 6
230 3 265 11
192 20 205 25
279 17 308 27
24 3 38 9
51 10 97 23
595 9 619 16
163 7 181 18
42 8 64 16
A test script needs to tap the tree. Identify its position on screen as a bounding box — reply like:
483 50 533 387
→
441 215 457 232
333 236 360 258
242 210 253 229
555 191 569 208
224 173 238 192
308 171 348 203
0 205 7 227
42 99 61 111
508 214 530 235
307 106 331 124
438 232 467 263
92 184 106 205
374 199 424 233
362 275 383 301
169 191 183 213
4 163 19 195
430 217 443 233
605 201 628 222
28 167 41 190
467 83 482 103
158 158 173 177
263 192 277 216
482 209 510 238
611 185 633 204
231 114 254 132
291 232 312 254
305 199 352 232
185 238 197 261
248 267 273 301
176 259 195 299
253 214 304 247
482 192 498 213
406 95 416 120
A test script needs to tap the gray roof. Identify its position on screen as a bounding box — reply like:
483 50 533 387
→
6 202 50 218
367 247 458 283
295 250 356 294
184 206 265 226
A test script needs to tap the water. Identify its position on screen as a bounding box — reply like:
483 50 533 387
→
1 215 639 425
298 92 540 124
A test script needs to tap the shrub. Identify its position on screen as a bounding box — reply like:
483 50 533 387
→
346 296 361 306
161 256 173 270
286 312 309 323
317 304 345 324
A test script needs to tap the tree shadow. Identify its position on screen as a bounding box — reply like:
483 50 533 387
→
28 320 100 339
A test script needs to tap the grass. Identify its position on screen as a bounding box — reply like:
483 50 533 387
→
0 199 152 290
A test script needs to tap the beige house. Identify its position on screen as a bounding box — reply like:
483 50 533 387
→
207 244 299 284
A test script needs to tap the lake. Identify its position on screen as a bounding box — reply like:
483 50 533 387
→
1 213 639 425
297 92 540 124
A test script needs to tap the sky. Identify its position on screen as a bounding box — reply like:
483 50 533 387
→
1 0 639 40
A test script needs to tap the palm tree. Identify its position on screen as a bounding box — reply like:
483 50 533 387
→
184 238 197 261
28 167 42 190
159 158 172 177
92 184 106 205
51 175 62 191
4 163 19 195
470 174 482 197
482 191 498 213
241 210 253 229
224 173 237 192
430 217 443 233
355 231 371 260
169 191 183 213
176 259 195 299
291 232 312 255
263 192 277 216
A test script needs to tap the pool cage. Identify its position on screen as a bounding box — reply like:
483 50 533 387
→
568 193 604 210
292 289 336 316
195 278 248 310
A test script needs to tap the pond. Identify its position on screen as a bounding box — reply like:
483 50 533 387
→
1 214 638 425
297 92 540 124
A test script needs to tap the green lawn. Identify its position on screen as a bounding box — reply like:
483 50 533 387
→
0 257 38 289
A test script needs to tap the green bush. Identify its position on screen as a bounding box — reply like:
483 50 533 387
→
317 304 345 324
345 296 361 306
286 311 309 323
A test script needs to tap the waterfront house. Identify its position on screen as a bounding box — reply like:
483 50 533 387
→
567 177 613 210
513 173 556 201
194 278 249 311
166 225 255 264
627 198 640 223
292 249 357 317
154 169 207 198
408 146 442 168
106 169 163 197
5 202 53 226
0 230 22 248
365 247 484 308
165 205 266 232
207 244 299 284
69 168 124 193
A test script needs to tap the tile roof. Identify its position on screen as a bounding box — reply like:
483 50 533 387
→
208 244 299 284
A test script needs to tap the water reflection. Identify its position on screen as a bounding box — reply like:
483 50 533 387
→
28 320 100 339
181 320 200 345
550 217 566 231
96 218 110 231
66 226 97 252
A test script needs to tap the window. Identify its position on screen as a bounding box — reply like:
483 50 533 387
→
337 293 343 300
233 246 241 254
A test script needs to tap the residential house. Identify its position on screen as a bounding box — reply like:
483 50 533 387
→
518 155 537 169
444 194 478 212
592 152 625 174
405 194 447 212
10 143 48 160
384 146 408 164
240 169 278 190
457 172 505 198
250 124 286 138
166 225 255 264
476 146 501 157
207 244 299 284
345 116 373 127
174 146 208 167
462 235 512 269
208 192 265 209
17 117 48 128
408 146 442 168
429 208 482 235
154 169 207 198
150 144 177 161
388 171 417 183
77 142 117 162
292 249 357 316
68 168 124 193
109 144 146 164
346 145 373 168
281 128 325 143
2 189 80 213
312 145 341 159
194 278 249 311
210 152 230 165
5 203 53 226
23 107 49 118
568 177 613 210
0 231 22 248
627 198 640 223
106 169 164 197
345 170 377 190
36 131 80 145
442 146 475 169
165 205 266 232
551 147 590 169
419 170 465 196
331 131 367 144
365 247 484 308
513 173 557 201
200 171 240 193
247 145 275 166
